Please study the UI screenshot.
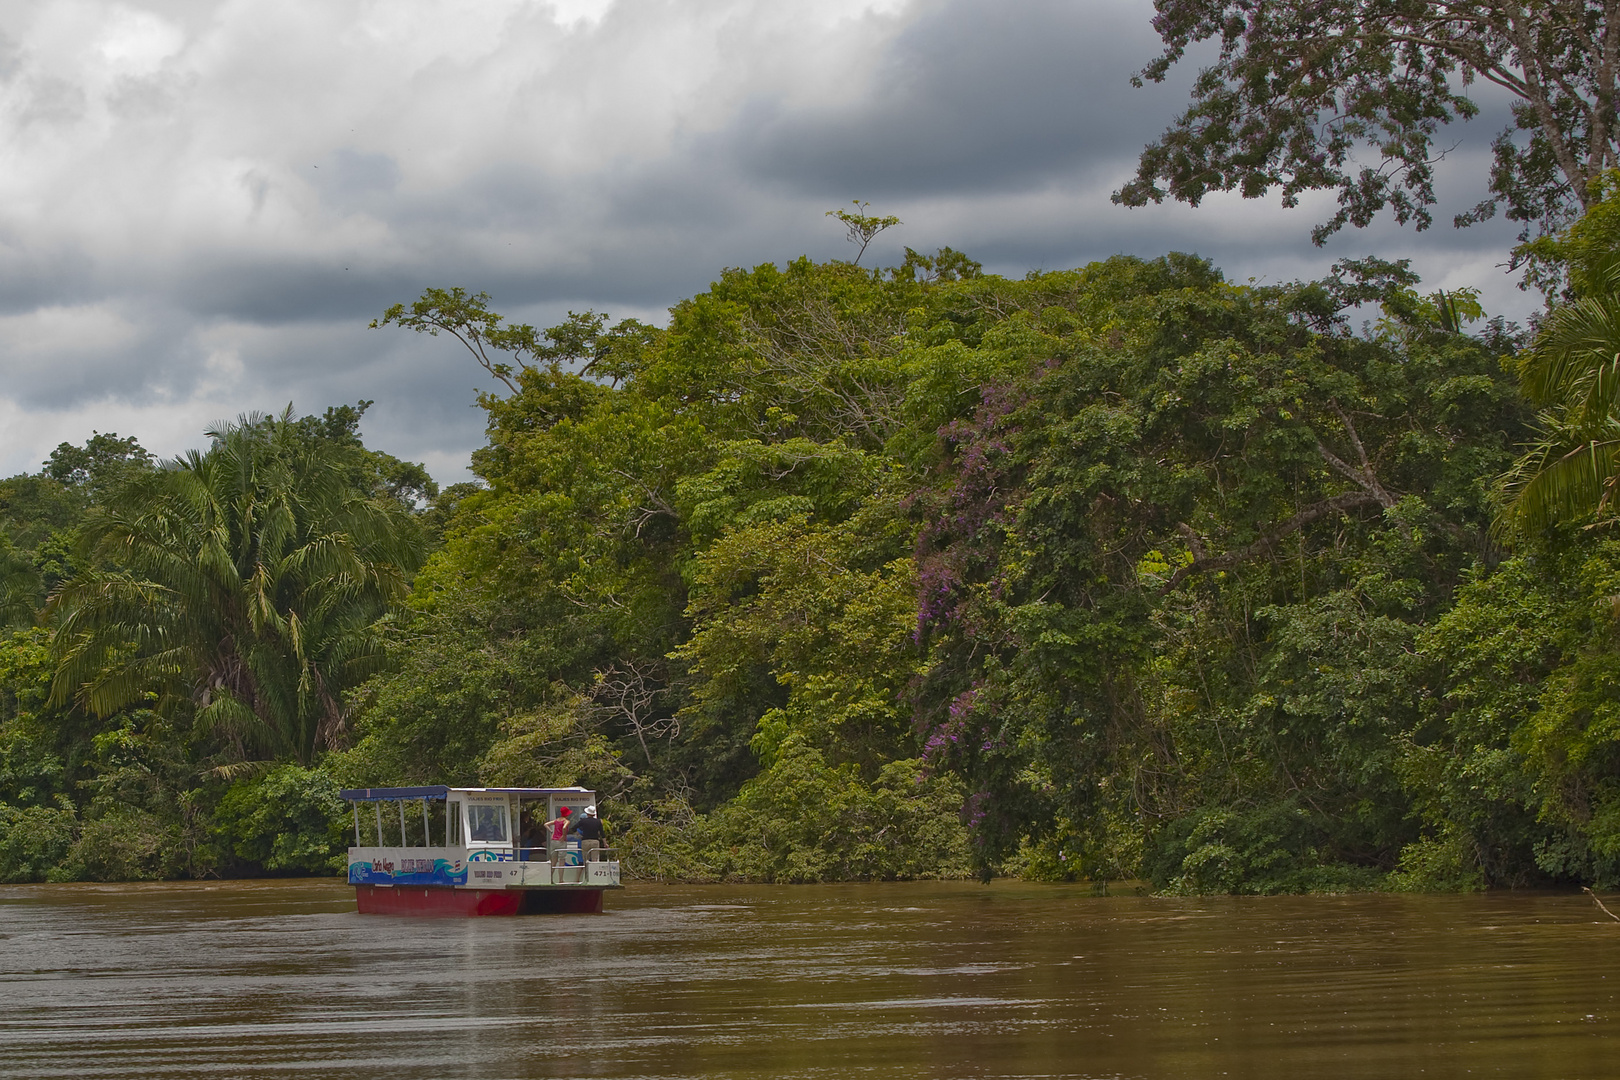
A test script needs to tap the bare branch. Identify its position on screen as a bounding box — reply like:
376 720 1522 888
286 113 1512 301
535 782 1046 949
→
591 660 679 766
1317 401 1397 509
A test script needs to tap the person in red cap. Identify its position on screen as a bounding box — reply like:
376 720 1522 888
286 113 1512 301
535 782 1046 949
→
543 806 573 866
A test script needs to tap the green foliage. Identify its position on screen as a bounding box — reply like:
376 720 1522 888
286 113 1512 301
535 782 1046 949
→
0 534 43 629
285 401 439 509
214 765 349 873
1494 175 1620 537
476 687 635 795
50 410 426 765
1402 539 1620 886
1145 803 1386 895
0 629 64 802
1387 830 1486 893
695 736 971 882
356 257 1008 869
46 706 216 881
910 252 1528 885
1516 170 1620 300
0 432 157 624
0 804 76 883
338 610 521 785
43 432 155 501
676 503 920 778
17 237 1613 893
0 410 434 882
1376 287 1485 342
350 249 1615 893
825 200 901 265
63 806 207 882
371 286 661 394
1120 1 1620 257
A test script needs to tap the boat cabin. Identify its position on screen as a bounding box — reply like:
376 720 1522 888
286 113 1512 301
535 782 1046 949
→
339 785 621 915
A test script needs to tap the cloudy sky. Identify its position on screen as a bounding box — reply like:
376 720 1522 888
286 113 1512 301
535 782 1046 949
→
1 0 1532 482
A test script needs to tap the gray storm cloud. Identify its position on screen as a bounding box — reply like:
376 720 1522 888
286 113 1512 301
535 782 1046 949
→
0 0 1532 478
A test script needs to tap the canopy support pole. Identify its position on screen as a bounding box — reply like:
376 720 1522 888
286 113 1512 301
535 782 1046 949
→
421 798 431 848
399 801 408 846
374 802 383 846
352 805 360 846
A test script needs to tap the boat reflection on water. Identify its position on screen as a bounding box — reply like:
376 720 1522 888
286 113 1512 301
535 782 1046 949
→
340 785 622 915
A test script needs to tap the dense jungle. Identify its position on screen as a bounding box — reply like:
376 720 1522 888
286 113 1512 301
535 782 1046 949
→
20 0 1620 896
8 171 1620 895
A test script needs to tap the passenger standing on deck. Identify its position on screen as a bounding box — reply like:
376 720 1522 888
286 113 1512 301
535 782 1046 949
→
543 807 573 865
574 805 604 862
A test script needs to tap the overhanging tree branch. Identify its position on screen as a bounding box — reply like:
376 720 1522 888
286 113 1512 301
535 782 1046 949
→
1120 0 1620 262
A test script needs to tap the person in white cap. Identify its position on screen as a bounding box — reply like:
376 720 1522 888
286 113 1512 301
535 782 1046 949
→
574 804 604 863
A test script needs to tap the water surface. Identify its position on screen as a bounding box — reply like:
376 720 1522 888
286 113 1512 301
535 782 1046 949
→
2 879 1617 1078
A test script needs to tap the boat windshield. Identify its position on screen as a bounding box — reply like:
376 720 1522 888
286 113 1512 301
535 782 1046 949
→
467 803 509 843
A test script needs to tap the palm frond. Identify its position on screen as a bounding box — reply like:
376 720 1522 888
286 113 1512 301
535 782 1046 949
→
1500 283 1620 538
48 412 426 760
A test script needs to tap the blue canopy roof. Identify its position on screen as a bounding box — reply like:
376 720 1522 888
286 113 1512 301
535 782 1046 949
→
340 786 450 802
338 785 592 801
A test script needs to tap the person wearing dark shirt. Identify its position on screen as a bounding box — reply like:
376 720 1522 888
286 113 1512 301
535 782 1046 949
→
574 805 605 862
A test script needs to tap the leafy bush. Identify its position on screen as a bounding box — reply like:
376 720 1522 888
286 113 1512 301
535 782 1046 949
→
214 765 349 874
1145 803 1385 894
693 736 972 882
1388 831 1485 892
0 803 76 882
62 807 202 881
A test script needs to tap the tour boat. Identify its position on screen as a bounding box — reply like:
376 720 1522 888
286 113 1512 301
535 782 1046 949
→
339 785 622 915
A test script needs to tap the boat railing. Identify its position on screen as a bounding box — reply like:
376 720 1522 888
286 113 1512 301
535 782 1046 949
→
545 847 620 885
551 862 587 885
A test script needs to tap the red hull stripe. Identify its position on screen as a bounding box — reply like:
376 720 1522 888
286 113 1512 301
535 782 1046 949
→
354 885 604 916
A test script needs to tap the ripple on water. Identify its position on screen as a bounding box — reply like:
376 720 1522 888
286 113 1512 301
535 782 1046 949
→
0 880 1617 1079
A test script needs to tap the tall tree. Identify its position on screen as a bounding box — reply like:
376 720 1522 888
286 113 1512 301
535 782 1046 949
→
1117 0 1620 259
49 412 425 764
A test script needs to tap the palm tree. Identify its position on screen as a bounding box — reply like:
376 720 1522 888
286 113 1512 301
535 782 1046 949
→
1498 257 1620 537
49 412 426 764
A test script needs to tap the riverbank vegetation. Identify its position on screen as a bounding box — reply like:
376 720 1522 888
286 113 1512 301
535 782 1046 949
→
16 0 1620 894
7 184 1620 893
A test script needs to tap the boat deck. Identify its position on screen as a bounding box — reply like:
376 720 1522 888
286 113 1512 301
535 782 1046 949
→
340 785 622 916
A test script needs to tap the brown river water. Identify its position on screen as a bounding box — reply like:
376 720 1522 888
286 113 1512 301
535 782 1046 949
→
2 879 1618 1079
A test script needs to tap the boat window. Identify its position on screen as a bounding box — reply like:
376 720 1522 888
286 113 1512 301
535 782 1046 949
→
467 803 509 843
